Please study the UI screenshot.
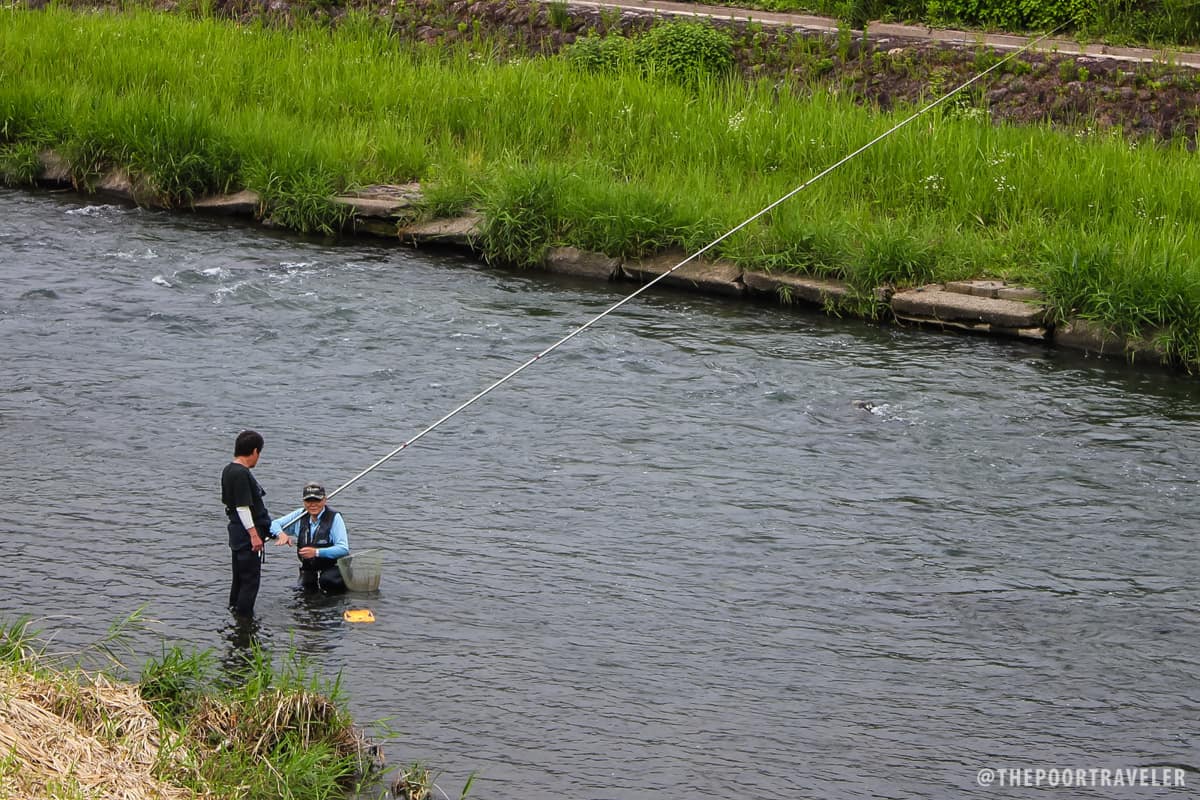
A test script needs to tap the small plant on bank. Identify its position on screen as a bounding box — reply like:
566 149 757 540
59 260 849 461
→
566 169 705 259
138 645 213 727
418 156 483 219
479 163 568 268
244 162 353 236
393 762 434 800
597 4 623 34
1005 56 1033 76
836 19 854 61
547 0 571 31
565 31 635 74
177 0 218 19
392 762 478 800
0 142 40 187
0 616 42 665
633 20 734 86
852 217 942 290
836 0 877 29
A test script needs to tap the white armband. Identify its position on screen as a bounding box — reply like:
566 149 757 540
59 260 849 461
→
237 506 255 532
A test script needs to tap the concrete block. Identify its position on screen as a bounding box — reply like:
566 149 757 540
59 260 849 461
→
743 270 850 305
37 151 72 186
1053 319 1167 362
354 218 401 238
991 326 1049 341
94 170 167 208
996 286 1045 302
544 246 620 280
399 213 482 248
945 279 1006 298
96 170 135 202
891 285 1045 328
332 184 423 218
193 189 261 217
621 250 744 297
1052 318 1121 354
943 280 1045 303
332 196 407 217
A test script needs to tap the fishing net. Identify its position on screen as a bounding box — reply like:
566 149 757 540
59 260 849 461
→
337 549 382 592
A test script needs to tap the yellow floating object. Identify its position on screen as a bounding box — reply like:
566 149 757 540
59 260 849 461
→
343 609 375 623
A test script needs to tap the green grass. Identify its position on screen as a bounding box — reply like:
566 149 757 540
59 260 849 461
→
143 642 372 799
0 616 383 799
4 7 1200 364
691 0 1200 47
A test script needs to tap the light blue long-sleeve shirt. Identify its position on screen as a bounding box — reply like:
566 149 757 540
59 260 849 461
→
270 507 350 560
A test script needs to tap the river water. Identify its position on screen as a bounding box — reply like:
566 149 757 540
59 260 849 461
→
2 187 1198 798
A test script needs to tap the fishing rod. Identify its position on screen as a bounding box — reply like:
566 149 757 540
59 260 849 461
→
328 21 1070 502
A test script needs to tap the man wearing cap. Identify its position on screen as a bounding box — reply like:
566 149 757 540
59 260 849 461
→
270 482 350 593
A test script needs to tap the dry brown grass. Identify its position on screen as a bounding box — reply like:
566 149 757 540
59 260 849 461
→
189 687 354 756
0 663 207 800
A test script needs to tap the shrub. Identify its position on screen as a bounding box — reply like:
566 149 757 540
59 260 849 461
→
926 0 1097 30
633 21 733 86
565 32 635 74
566 22 733 86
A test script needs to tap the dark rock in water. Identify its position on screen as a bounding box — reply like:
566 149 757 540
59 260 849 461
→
365 742 386 771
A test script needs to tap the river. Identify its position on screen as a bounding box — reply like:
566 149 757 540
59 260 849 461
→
2 187 1198 799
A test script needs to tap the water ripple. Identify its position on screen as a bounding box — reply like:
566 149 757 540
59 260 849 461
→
2 187 1198 800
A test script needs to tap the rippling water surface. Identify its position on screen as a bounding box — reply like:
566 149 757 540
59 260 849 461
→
2 188 1198 798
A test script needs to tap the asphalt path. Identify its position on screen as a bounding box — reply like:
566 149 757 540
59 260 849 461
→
570 0 1200 68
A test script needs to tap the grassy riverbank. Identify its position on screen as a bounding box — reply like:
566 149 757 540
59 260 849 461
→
0 617 382 799
4 7 1200 364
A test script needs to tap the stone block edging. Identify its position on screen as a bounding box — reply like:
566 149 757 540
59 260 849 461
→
37 163 1175 369
193 189 261 216
544 247 621 280
742 269 850 306
621 249 745 296
891 284 1046 330
1053 319 1167 363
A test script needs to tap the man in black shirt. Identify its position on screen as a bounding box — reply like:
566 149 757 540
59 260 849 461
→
220 430 291 616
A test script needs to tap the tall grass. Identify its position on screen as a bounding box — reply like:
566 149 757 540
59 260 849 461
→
141 641 376 798
0 616 382 799
4 7 1200 361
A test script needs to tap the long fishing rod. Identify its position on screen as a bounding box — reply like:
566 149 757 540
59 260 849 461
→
328 22 1068 502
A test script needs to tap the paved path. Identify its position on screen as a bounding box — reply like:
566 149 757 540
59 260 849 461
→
570 0 1200 68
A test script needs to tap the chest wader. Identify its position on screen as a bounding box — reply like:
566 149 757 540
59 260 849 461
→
297 508 347 593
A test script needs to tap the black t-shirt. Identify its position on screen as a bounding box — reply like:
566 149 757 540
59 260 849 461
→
221 461 271 550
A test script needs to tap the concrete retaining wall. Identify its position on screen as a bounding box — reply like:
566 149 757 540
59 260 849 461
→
37 161 1170 369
